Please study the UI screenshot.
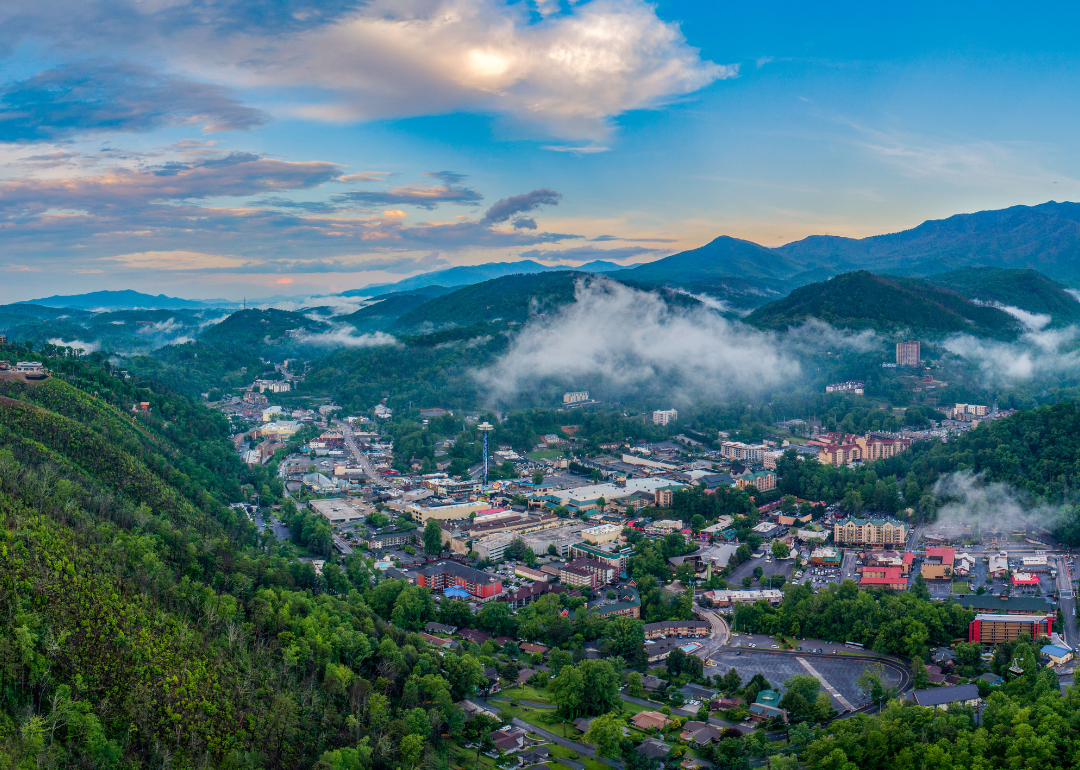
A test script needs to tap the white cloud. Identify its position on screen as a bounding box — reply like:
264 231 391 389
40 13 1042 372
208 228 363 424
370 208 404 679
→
293 324 397 348
943 325 1080 383
934 471 1065 535
191 0 734 139
103 250 255 271
47 337 99 354
994 304 1051 332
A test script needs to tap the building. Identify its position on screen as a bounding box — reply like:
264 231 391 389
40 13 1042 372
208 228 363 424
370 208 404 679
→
569 541 633 575
654 485 683 508
718 441 766 463
952 403 988 420
826 380 865 395
563 391 589 405
921 547 956 580
1042 644 1073 665
642 620 710 639
367 529 418 549
514 566 548 582
630 712 670 731
309 498 367 525
581 523 622 545
587 585 640 618
896 341 921 366
568 557 617 585
833 515 907 546
734 470 777 492
749 690 786 724
559 565 595 588
951 594 1058 616
810 547 842 566
416 560 502 600
968 613 1054 644
907 683 980 709
499 581 562 610
860 566 908 590
704 589 784 609
818 434 912 466
652 409 678 426
407 500 488 523
254 379 291 393
1011 572 1041 587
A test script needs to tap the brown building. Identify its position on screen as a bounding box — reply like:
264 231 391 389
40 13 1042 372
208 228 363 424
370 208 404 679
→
833 515 907 546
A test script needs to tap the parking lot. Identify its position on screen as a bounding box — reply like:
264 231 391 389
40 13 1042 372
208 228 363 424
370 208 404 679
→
710 645 903 710
725 554 794 587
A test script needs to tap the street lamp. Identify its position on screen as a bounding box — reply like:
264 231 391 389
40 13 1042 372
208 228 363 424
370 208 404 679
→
477 422 494 487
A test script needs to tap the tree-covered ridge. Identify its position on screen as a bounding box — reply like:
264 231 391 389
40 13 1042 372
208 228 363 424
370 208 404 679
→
745 270 1022 337
928 267 1080 324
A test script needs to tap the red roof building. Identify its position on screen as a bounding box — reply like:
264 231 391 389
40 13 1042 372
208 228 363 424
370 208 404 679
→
1011 572 1041 586
860 566 908 590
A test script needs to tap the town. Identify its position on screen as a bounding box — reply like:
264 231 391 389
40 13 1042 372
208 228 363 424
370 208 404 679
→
198 339 1076 770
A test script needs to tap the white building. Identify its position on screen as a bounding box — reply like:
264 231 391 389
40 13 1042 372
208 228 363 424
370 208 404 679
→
718 441 766 463
652 409 678 426
563 391 590 405
254 379 290 393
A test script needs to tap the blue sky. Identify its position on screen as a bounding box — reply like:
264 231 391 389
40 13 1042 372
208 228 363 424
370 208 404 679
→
0 0 1078 300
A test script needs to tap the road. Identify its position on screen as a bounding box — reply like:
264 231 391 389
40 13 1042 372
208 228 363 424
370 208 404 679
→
692 602 730 652
340 421 383 484
1055 554 1078 648
477 698 622 769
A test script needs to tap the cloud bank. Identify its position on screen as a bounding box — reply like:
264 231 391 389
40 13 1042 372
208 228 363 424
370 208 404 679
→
943 325 1080 383
934 471 1066 536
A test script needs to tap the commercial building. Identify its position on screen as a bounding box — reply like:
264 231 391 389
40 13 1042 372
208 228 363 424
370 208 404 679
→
587 585 640 618
951 594 1057 616
734 470 777 492
860 566 907 590
704 589 784 609
416 560 502 600
652 409 678 426
718 441 766 463
581 523 622 545
642 620 710 639
951 403 988 420
563 391 589 405
309 498 367 525
254 379 291 393
472 533 516 563
569 541 634 575
654 485 683 507
833 515 907 546
896 341 921 366
907 684 980 709
968 613 1054 644
408 500 488 523
921 547 956 580
367 529 417 549
809 547 842 566
818 434 912 466
514 566 548 582
567 557 617 585
559 565 595 588
826 380 865 395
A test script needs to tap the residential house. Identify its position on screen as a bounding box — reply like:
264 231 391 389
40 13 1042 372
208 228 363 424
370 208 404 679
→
640 674 669 692
630 711 671 731
749 690 787 724
679 721 725 747
481 667 501 695
490 727 528 753
907 684 981 709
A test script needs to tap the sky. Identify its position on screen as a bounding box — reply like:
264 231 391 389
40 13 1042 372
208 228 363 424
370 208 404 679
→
2 0 1080 301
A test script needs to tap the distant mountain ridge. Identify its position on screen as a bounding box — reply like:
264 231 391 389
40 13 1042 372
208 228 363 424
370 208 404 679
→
24 289 235 310
345 259 625 297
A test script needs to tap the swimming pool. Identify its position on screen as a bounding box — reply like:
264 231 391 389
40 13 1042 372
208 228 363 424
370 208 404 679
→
680 642 702 653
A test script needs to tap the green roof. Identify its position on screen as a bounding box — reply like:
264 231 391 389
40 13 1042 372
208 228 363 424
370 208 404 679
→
755 690 782 707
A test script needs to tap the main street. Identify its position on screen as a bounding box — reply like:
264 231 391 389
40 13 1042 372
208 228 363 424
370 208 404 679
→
339 421 384 485
1055 553 1078 648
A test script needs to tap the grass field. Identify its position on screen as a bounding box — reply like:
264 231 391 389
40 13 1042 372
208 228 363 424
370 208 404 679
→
952 582 969 593
547 743 611 770
527 449 565 460
502 685 554 704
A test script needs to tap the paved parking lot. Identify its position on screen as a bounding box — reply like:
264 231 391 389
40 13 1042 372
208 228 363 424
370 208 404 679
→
726 556 794 586
709 647 902 710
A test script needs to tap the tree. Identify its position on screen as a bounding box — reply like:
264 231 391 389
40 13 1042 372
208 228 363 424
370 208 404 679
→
771 540 790 559
532 469 545 485
439 599 473 629
603 616 645 657
391 585 435 630
524 547 538 568
596 497 607 511
444 654 487 700
505 537 528 561
478 601 518 636
548 543 558 556
423 518 443 555
584 713 627 758
627 671 645 698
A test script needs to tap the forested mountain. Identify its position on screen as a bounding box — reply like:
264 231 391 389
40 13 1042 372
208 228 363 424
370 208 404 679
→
22 289 232 310
927 267 1080 324
612 235 804 283
745 271 1023 337
199 307 329 351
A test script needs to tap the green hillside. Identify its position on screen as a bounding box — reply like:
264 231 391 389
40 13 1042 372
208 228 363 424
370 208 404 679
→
339 291 445 332
927 267 1080 324
198 307 328 352
389 270 584 331
745 270 1023 337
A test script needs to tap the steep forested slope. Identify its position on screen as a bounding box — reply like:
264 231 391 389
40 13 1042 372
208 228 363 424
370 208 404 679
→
745 271 1022 337
927 267 1080 324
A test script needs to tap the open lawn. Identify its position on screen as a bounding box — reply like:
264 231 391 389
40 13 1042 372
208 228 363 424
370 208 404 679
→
502 685 554 704
547 743 612 770
527 449 565 461
493 702 568 735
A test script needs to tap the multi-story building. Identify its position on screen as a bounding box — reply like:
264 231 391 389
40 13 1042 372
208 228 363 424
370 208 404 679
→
570 541 633 576
703 589 784 609
367 530 418 549
581 523 623 545
825 381 865 395
734 470 777 492
254 379 291 393
568 557 617 585
860 566 908 590
654 485 682 508
952 594 1058 616
921 547 956 580
818 434 912 466
416 560 502 599
563 391 590 405
951 403 988 421
833 515 908 546
896 341 921 367
587 585 641 618
968 613 1054 644
642 620 711 639
559 565 595 588
652 409 678 426
408 500 488 523
718 441 766 463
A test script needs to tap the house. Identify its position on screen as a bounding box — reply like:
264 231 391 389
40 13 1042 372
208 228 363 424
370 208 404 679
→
679 721 725 747
636 739 672 761
572 718 593 734
681 684 719 704
491 727 528 753
419 632 456 649
710 697 744 711
517 748 551 767
630 711 671 730
908 683 981 709
979 673 1004 687
460 629 493 645
425 622 458 635
517 668 537 684
481 667 501 695
587 585 641 619
1042 644 1073 665
640 674 669 692
520 642 549 656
